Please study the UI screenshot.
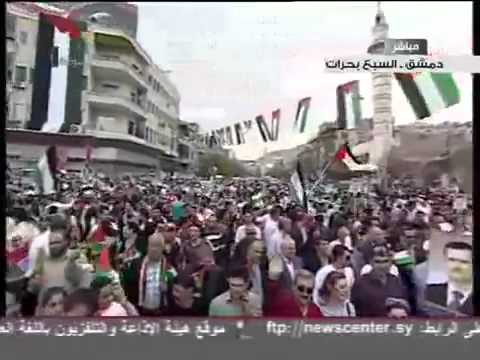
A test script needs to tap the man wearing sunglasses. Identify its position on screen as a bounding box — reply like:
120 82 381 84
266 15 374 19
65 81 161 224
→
266 257 323 318
351 245 407 317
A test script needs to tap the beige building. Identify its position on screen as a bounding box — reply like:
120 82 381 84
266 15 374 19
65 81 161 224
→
6 5 40 129
5 3 199 175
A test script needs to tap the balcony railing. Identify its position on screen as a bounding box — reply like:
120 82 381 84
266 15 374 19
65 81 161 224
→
84 129 176 154
92 54 148 85
87 91 147 117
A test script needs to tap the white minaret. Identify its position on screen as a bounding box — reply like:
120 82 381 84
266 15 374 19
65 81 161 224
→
367 2 394 171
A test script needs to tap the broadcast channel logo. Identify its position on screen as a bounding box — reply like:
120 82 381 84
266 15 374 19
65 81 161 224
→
384 39 428 55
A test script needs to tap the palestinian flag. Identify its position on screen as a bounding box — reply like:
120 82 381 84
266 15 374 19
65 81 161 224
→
35 146 58 194
256 110 281 143
329 143 378 174
289 162 308 210
43 13 81 39
293 97 311 133
393 250 415 270
395 72 460 120
225 126 234 145
271 109 280 140
234 122 245 145
337 81 362 129
256 115 270 143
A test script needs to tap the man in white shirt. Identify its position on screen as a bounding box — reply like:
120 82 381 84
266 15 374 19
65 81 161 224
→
258 207 282 255
328 226 353 253
313 244 355 307
235 213 262 244
27 230 50 277
278 238 303 289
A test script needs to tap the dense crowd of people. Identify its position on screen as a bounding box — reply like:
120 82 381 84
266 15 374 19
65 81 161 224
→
6 168 473 318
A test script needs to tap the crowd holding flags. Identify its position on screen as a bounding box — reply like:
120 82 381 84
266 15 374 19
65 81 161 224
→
290 161 308 210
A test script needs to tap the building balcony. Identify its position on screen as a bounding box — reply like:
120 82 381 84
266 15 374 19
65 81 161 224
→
91 55 148 90
84 129 177 155
6 38 17 54
86 91 147 119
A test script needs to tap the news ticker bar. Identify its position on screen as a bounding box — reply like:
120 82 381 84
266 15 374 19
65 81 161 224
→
324 55 480 73
0 319 479 340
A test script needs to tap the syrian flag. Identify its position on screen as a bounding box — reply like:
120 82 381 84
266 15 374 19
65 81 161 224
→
293 97 311 133
395 72 460 120
331 143 378 174
337 81 362 129
35 146 58 194
290 162 308 210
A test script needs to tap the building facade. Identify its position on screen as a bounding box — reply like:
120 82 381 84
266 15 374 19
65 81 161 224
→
6 5 40 129
6 3 198 175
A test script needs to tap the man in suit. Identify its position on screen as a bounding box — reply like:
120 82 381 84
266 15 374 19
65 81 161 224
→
278 238 303 289
426 241 473 316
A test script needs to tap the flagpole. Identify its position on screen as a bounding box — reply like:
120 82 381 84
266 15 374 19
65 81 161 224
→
312 149 339 189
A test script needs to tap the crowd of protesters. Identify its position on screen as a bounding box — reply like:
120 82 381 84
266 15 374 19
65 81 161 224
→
6 168 473 318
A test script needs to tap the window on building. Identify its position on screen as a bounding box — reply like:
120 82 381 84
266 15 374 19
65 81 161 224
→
7 59 14 83
20 31 28 45
7 14 16 37
128 120 135 135
102 83 119 89
81 76 88 90
29 68 35 83
14 65 27 84
14 103 26 121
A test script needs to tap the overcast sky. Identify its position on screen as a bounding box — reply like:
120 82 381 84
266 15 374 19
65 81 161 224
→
133 2 472 160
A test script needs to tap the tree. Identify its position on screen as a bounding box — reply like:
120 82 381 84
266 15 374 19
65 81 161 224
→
196 153 251 178
264 163 291 180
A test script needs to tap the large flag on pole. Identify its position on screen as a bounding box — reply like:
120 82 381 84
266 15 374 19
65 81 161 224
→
290 162 308 210
35 146 58 194
394 72 460 120
336 81 363 129
43 13 81 39
293 97 311 133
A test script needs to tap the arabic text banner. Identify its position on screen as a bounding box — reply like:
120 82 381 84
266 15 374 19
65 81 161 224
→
0 319 479 340
324 55 480 73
